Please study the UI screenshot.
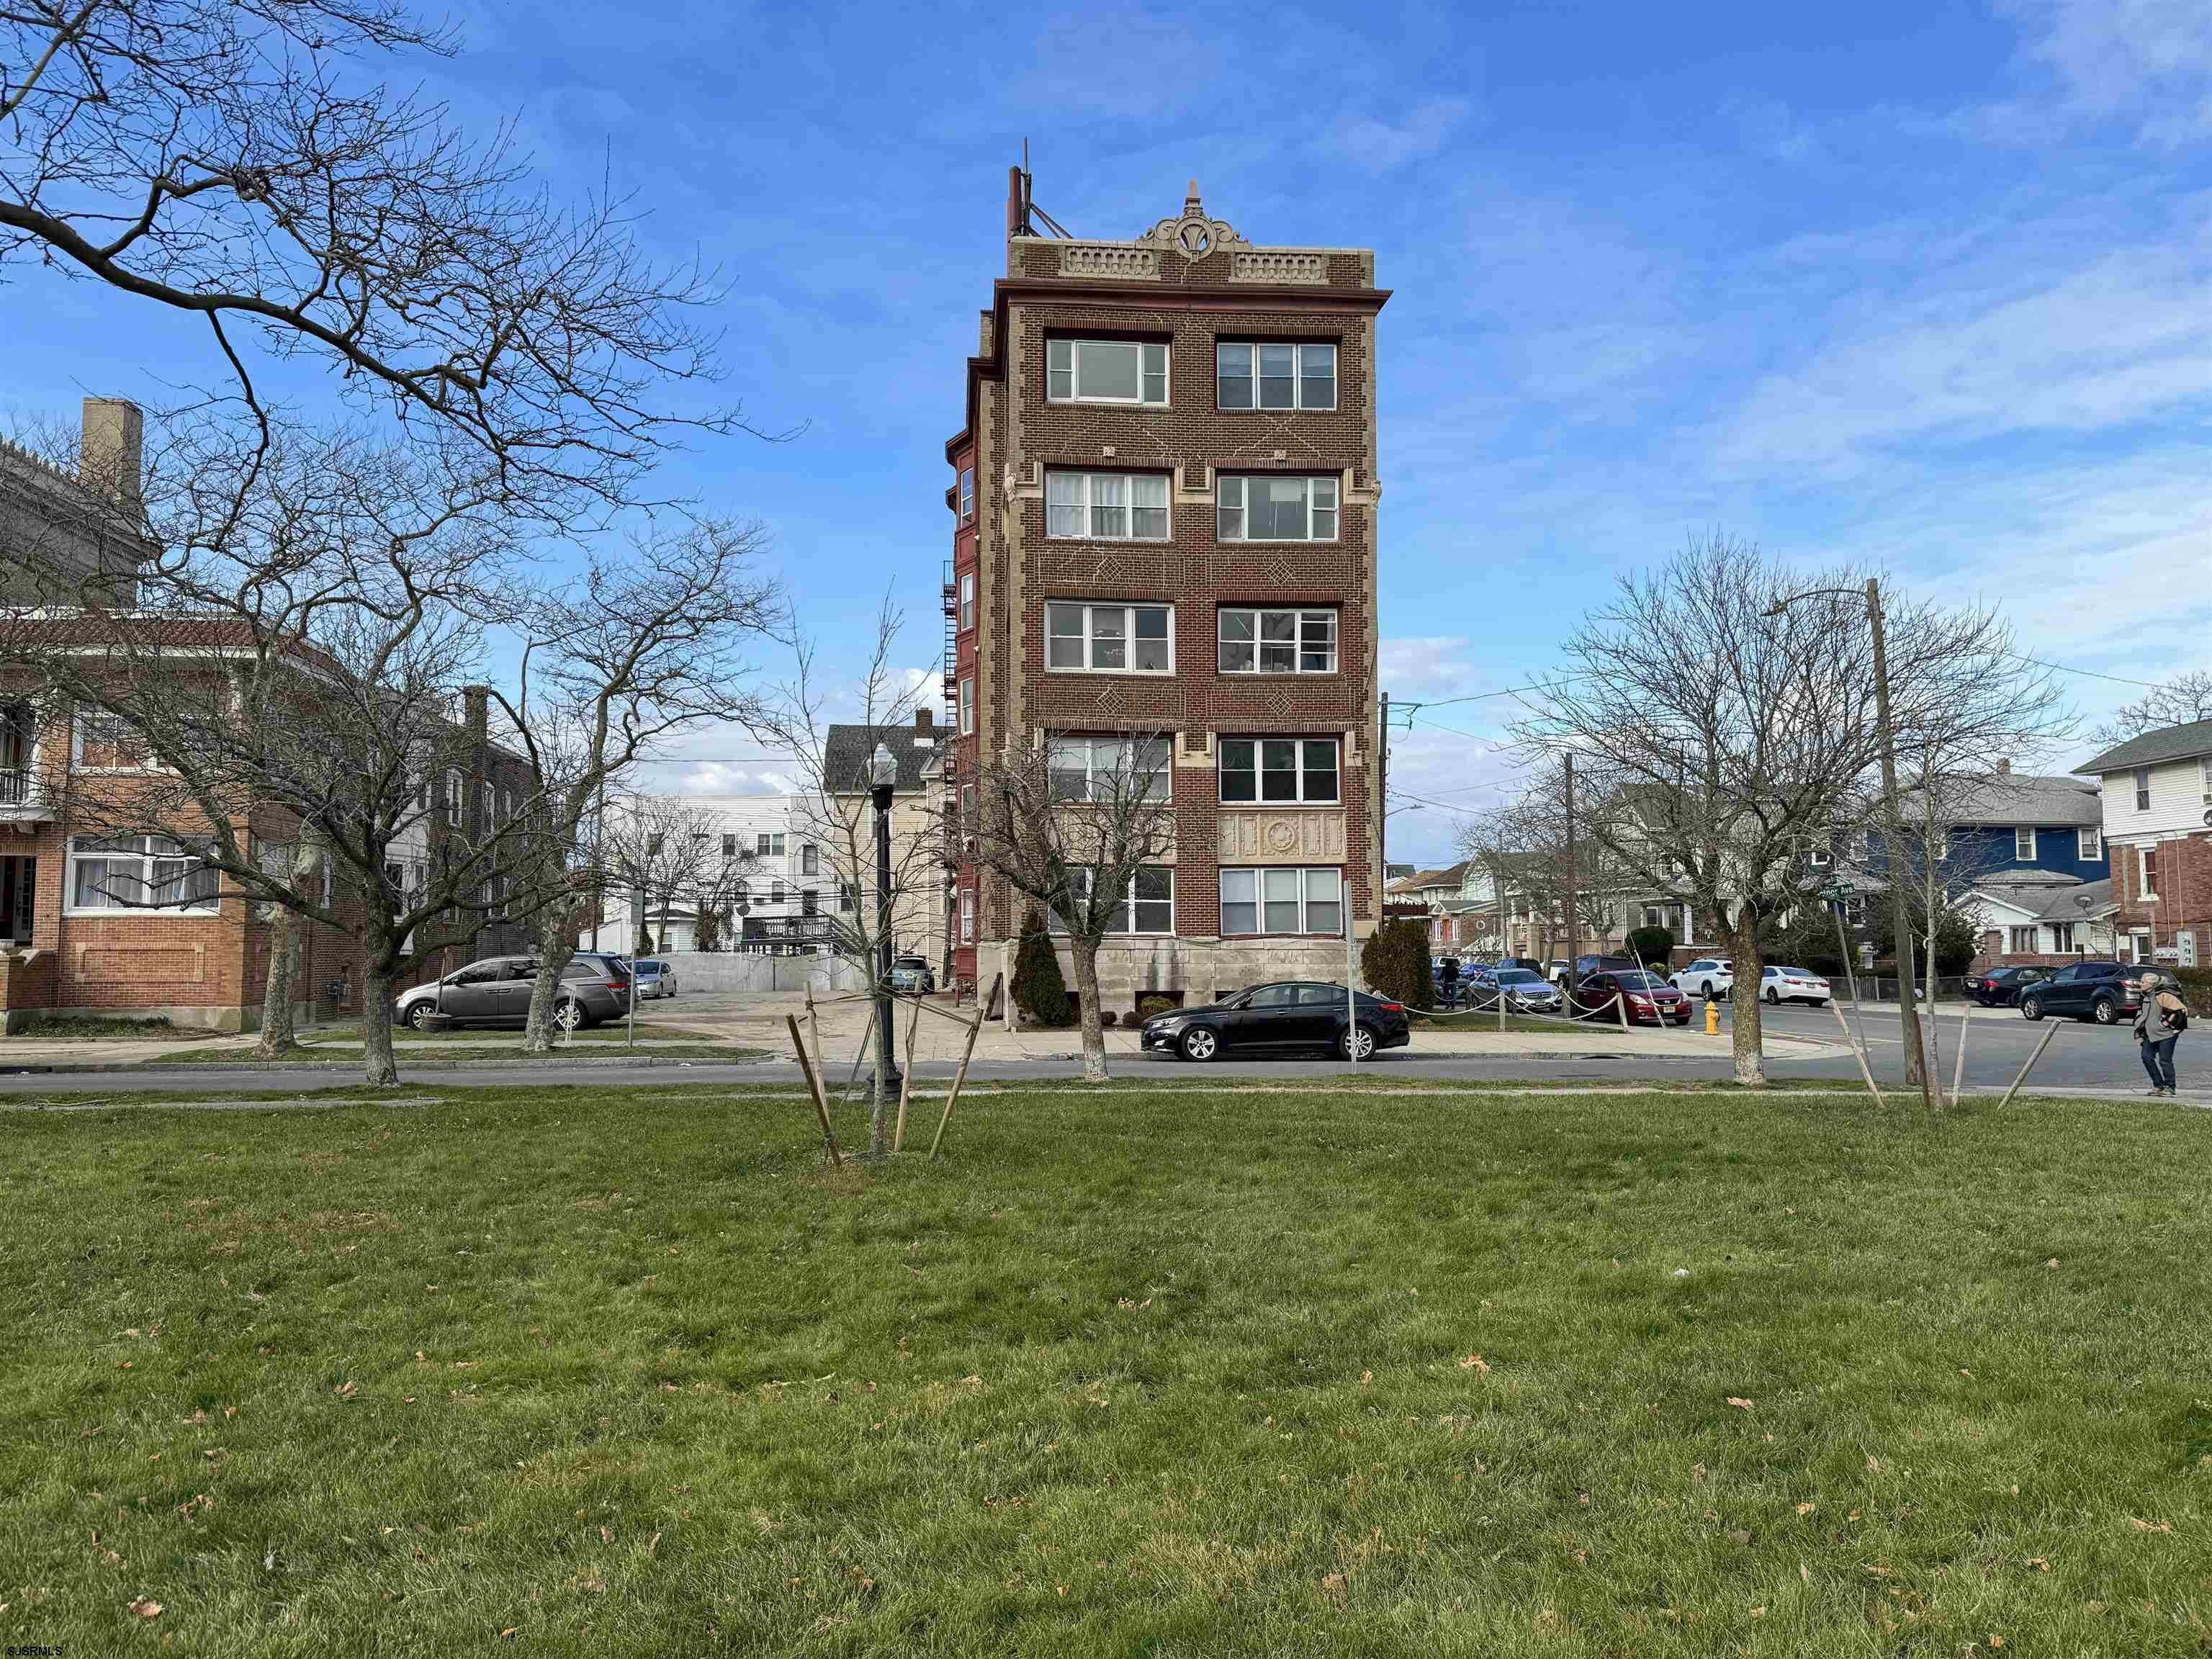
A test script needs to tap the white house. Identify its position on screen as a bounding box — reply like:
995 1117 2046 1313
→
2077 718 2212 968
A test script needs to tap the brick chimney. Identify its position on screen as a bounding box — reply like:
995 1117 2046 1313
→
914 706 935 734
81 397 143 518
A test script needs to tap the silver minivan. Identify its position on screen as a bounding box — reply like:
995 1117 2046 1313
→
394 951 632 1032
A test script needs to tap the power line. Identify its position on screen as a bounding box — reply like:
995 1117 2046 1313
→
2006 654 2170 691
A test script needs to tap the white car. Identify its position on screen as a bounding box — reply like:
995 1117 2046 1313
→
1671 958 1735 999
1758 964 1831 1007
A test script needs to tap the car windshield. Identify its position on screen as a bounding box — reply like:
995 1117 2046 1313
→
1769 966 1811 977
1496 969 1545 986
1615 972 1668 991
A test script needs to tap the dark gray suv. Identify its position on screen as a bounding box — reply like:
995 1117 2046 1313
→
394 952 632 1033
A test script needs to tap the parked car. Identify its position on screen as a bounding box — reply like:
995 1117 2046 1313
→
1471 966 1565 1014
395 951 631 1033
1572 969 1692 1025
888 955 936 994
1757 965 1832 1007
1670 958 1736 999
1963 965 2052 1007
1141 981 1411 1062
1557 953 1638 989
2018 961 2146 1025
626 958 676 999
1493 957 1545 976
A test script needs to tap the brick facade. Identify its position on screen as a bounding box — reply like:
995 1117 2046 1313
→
944 179 1389 1014
2110 830 2211 968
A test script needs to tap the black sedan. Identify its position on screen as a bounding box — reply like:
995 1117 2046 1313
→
1140 981 1412 1062
1963 964 2053 1007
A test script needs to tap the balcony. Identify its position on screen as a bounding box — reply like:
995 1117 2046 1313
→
0 764 54 822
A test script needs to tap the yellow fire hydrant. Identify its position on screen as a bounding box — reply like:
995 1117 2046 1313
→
1705 998 1721 1036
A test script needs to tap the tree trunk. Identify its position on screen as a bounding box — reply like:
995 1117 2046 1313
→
870 1009 890 1159
1720 912 1766 1086
523 898 581 1053
254 907 301 1058
1069 934 1109 1084
362 966 401 1087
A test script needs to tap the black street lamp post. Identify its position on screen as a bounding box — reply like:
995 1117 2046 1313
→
871 742 901 1095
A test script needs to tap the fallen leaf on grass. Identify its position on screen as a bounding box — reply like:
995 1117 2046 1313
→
334 1381 357 1400
129 1596 163 1618
1726 1397 1754 1411
1320 1572 1346 1600
1799 1561 1810 1583
500 1627 518 1639
600 1526 614 1544
2026 1557 2049 1572
1796 1502 1817 1516
1360 1371 1372 1387
1726 1529 1752 1547
1990 1636 2004 1650
2131 1518 2172 1534
2046 1259 2059 1269
1459 1354 1491 1373
1750 1605 1766 1618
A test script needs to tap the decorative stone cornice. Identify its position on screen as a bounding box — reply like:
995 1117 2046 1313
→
1231 251 1326 284
1138 181 1249 262
1058 243 1161 280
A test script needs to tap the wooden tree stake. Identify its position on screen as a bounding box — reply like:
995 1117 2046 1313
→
1830 994 1886 1107
1949 999 1972 1110
893 993 920 1153
930 972 999 1160
1996 1018 2059 1112
785 1013 842 1165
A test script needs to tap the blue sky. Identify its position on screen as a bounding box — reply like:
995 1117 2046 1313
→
6 0 2206 864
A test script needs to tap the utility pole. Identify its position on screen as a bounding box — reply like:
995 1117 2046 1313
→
1866 577 1936 1110
1563 750 1581 1004
590 775 605 952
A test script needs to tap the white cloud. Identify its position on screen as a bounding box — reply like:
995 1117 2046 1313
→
1997 0 2212 145
1320 99 1473 174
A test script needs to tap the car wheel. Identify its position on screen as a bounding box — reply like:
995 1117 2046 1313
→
1179 1026 1218 1062
2020 996 2043 1021
1339 1023 1377 1062
405 1002 437 1031
1763 986 1779 1004
2092 997 2120 1026
553 997 588 1033
1812 999 1829 1009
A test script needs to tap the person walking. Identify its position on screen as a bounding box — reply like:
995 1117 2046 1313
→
1439 956 1460 1011
2133 969 2188 1097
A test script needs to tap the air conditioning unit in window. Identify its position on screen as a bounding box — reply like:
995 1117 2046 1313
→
2202 806 2212 827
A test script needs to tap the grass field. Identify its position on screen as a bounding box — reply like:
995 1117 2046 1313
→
3 1083 2208 1655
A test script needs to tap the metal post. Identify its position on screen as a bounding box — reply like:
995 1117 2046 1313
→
1866 578 1935 1112
873 777 901 1095
1344 886 1358 1069
1563 750 1580 1004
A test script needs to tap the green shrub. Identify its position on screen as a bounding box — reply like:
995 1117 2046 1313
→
1136 994 1179 1021
1010 907 1073 1027
1359 918 1434 1012
1624 925 1676 967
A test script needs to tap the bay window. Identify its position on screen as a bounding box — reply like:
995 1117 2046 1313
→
1047 338 1169 405
1046 469 1170 541
1046 601 1173 673
1046 735 1171 802
1215 341 1336 410
67 835 219 914
1219 866 1342 936
1218 737 1339 804
1215 474 1337 541
1218 607 1337 674
1055 866 1174 934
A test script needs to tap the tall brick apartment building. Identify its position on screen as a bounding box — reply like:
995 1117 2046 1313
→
943 178 1389 1015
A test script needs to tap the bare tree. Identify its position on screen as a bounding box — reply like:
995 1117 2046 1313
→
490 520 783 1051
2088 671 2212 749
969 732 1177 1085
598 793 729 950
761 598 943 1155
0 419 539 1085
1 0 777 518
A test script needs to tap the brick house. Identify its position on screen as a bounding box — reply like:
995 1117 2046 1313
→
2078 718 2212 970
942 175 1388 1015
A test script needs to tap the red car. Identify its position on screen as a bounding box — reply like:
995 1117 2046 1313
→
1574 969 1694 1026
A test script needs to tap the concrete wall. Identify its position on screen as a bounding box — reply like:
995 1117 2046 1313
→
657 951 865 997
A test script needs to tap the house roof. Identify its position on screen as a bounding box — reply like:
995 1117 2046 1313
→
822 722 938 793
1897 773 2103 829
2077 719 2212 776
1969 869 2118 923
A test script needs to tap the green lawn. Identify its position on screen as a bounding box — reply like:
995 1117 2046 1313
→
3 1084 2208 1655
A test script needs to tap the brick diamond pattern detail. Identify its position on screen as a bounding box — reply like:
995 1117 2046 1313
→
1092 686 1127 721
1267 557 1295 588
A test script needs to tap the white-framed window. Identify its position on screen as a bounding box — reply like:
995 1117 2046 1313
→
1857 827 1873 860
1218 737 1339 804
770 879 786 904
66 835 219 914
1045 469 1170 541
801 842 820 876
2008 925 2036 954
958 466 975 523
2134 768 2152 811
1809 835 1832 867
445 770 464 829
1045 601 1173 674
2079 827 2100 860
1055 866 1173 934
2141 845 2158 898
755 832 786 858
722 833 738 860
1219 866 1342 936
1933 832 1949 863
801 888 819 917
2015 827 2036 860
839 881 857 913
1046 735 1171 802
71 709 154 771
958 570 975 632
960 887 975 942
1215 474 1339 541
1218 607 1338 675
958 677 975 736
1046 338 1169 405
2050 921 2078 953
958 783 976 849
1215 341 1336 410
2202 755 2212 802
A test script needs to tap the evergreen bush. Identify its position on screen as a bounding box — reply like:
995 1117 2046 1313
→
1010 906 1073 1026
1359 918 1435 1012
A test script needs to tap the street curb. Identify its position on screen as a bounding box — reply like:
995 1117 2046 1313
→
0 1053 776 1076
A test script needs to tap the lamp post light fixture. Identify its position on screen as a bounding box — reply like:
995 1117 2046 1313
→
870 742 902 1105
1766 577 1935 1112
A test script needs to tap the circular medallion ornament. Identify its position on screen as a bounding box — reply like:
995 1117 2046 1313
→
1263 819 1300 853
1176 219 1213 256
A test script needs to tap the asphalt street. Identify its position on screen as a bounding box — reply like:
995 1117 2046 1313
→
0 997 2188 1099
